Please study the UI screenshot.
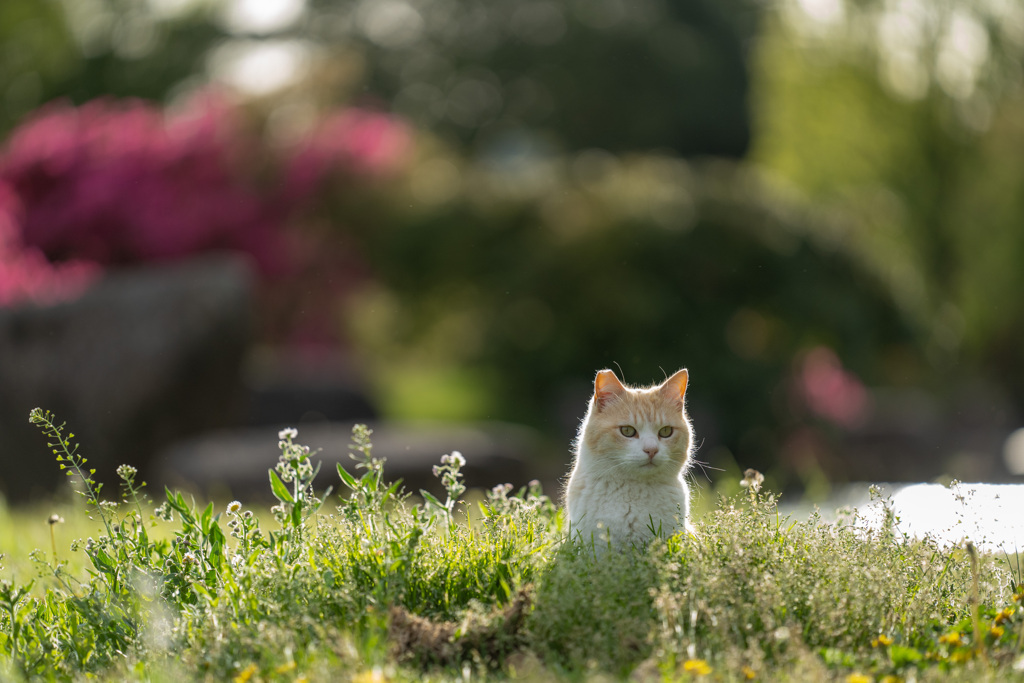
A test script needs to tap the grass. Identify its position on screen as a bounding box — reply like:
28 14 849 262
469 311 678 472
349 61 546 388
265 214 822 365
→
0 409 1022 681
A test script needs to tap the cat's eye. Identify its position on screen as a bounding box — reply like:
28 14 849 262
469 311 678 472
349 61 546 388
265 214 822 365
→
658 426 674 438
619 425 637 438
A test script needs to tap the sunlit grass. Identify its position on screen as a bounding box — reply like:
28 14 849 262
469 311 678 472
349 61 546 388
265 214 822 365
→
1 410 1023 681
0 498 97 585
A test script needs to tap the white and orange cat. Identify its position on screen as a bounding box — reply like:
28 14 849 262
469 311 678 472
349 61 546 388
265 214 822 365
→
566 368 694 546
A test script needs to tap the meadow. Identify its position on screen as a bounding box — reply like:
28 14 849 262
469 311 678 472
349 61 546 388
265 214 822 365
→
0 409 1022 682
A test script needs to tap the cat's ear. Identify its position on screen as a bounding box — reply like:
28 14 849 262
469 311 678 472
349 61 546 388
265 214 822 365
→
594 369 627 411
659 368 688 407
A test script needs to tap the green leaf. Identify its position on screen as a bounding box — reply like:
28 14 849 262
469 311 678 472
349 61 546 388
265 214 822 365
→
420 490 444 510
337 463 358 490
890 645 923 667
381 479 403 505
90 548 117 575
269 470 293 503
201 502 213 534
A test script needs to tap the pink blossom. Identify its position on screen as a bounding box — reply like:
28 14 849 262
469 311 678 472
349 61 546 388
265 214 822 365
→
798 346 869 428
0 182 100 307
0 97 290 276
283 109 411 203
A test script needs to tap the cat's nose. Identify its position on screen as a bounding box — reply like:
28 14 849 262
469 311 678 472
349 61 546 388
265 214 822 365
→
643 446 659 459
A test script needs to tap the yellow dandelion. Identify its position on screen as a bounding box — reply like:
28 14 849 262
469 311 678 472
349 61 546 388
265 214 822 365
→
938 632 962 646
880 676 903 683
872 634 893 647
233 663 258 683
682 659 712 675
995 606 1016 625
352 668 388 683
990 625 1005 638
274 660 296 674
1014 589 1024 604
741 665 757 679
845 673 872 683
949 649 974 663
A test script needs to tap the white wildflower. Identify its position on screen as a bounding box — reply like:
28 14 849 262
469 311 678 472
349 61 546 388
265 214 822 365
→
740 468 764 492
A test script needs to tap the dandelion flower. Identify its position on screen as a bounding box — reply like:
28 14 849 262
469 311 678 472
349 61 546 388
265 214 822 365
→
995 606 1015 625
938 632 962 646
741 665 757 679
233 663 258 683
990 625 1005 638
872 634 893 647
844 674 871 683
682 659 712 675
352 667 387 683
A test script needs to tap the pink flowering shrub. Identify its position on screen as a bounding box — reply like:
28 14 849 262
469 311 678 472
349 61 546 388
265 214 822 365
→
0 96 411 320
0 181 99 306
0 96 289 276
283 108 411 204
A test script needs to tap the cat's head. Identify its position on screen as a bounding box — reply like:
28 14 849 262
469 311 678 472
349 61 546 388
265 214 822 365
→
577 368 693 477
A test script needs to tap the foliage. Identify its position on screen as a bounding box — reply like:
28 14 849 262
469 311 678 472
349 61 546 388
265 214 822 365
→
9 0 1024 483
335 154 919 476
1 410 1023 681
300 0 754 157
0 0 78 136
752 1 1024 403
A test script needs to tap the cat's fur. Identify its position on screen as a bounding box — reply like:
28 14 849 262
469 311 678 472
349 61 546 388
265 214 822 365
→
565 368 694 546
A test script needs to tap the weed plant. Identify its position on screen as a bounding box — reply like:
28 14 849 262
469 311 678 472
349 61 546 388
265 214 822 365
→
0 409 1022 681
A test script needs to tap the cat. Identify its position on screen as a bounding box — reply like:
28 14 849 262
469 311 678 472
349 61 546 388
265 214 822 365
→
565 368 694 546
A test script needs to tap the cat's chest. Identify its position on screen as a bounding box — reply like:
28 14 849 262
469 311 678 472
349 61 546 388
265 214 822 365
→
567 470 687 541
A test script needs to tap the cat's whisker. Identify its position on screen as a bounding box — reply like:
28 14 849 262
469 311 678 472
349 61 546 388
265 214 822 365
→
689 459 721 483
690 458 724 472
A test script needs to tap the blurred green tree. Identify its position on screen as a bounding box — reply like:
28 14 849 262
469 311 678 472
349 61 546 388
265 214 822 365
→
0 0 76 133
0 0 228 136
303 0 755 157
752 0 1024 402
327 154 917 476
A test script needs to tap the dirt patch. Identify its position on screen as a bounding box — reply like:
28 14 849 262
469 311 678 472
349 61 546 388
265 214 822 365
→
388 586 533 667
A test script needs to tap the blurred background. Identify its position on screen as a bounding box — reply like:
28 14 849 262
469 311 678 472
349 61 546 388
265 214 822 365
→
2 0 1024 506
